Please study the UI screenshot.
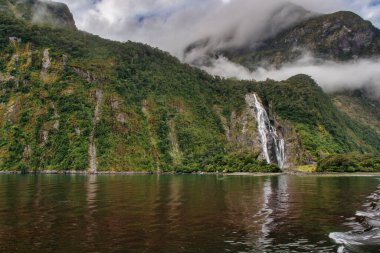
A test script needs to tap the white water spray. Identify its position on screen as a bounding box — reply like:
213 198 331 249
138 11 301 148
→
246 93 285 169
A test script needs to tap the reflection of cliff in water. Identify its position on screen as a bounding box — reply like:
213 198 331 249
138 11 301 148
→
85 175 98 245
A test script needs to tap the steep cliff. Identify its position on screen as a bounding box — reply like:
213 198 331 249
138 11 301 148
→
217 11 380 69
0 2 378 173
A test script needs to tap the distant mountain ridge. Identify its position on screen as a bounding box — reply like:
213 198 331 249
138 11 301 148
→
185 8 380 69
225 11 380 69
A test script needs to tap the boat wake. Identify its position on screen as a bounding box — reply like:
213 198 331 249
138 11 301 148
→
329 183 380 253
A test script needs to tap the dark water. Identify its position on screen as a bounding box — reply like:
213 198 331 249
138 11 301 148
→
0 174 379 253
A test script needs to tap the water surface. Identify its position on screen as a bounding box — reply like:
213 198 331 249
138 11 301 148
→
0 174 379 252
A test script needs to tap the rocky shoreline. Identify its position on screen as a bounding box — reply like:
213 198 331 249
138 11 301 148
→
1 170 380 177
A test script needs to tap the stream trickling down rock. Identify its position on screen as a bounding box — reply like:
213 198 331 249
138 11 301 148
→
88 89 103 174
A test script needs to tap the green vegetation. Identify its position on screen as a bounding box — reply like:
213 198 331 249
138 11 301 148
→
251 75 380 159
0 1 378 173
332 91 380 136
317 153 380 172
0 9 265 172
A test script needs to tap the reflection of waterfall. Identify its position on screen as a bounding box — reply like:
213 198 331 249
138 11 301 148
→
167 176 183 229
330 182 380 252
276 176 289 214
255 176 289 250
86 175 97 209
257 178 274 246
246 94 285 169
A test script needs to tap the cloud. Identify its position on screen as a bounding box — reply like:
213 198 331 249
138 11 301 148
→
57 0 380 57
56 0 380 50
201 54 380 98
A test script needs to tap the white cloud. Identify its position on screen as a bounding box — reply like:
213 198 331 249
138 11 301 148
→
202 54 380 97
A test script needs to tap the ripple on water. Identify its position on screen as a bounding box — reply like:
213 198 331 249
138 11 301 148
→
330 182 380 252
0 174 379 252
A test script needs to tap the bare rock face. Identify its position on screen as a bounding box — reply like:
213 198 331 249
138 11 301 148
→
116 113 126 123
214 105 261 156
41 49 51 71
23 145 32 159
41 130 49 144
9 37 21 43
276 11 377 59
222 11 380 69
33 0 77 30
72 67 97 83
279 120 313 168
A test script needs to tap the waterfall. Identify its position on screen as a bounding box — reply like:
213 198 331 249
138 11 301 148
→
271 126 285 170
246 94 285 169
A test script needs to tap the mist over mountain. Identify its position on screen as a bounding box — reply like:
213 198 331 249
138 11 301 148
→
185 9 380 99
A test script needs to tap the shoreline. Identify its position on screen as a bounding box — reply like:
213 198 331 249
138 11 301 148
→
1 170 380 177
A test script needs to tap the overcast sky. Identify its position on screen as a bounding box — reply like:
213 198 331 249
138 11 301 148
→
58 0 380 56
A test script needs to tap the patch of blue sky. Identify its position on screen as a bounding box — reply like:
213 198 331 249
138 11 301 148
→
134 0 209 24
369 0 380 6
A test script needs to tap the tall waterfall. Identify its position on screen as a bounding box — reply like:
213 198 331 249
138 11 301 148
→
246 94 285 169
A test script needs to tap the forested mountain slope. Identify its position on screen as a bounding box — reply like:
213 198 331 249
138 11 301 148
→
0 1 378 173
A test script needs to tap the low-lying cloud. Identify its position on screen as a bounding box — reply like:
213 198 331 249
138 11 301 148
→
59 0 380 57
202 54 380 98
59 0 315 57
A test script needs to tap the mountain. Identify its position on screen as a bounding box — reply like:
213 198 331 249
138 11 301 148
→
333 90 380 136
186 10 380 69
0 0 76 30
229 11 380 68
184 2 315 67
0 1 379 173
215 8 380 162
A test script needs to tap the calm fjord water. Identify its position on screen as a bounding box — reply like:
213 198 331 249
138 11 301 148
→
0 174 379 253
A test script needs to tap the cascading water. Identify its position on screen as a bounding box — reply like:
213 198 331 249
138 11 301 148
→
271 126 285 170
246 94 285 169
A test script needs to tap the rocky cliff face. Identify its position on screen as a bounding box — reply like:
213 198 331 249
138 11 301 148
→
229 12 380 68
227 11 380 69
31 0 76 30
215 92 320 170
185 9 380 69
